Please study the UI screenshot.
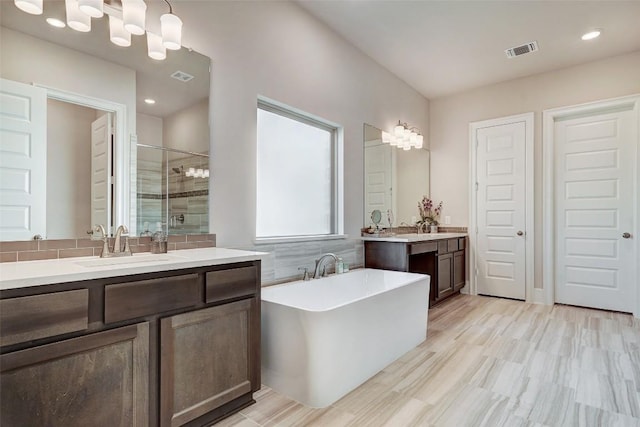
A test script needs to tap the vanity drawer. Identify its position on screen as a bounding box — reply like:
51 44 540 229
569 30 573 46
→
0 289 89 347
105 274 199 324
458 238 466 250
437 239 459 254
206 265 258 304
409 241 437 255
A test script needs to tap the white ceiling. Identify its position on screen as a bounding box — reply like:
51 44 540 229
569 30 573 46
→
297 1 640 99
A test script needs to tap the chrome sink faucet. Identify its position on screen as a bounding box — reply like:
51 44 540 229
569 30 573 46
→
95 224 132 258
313 253 339 278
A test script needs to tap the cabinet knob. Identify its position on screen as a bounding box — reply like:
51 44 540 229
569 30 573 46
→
622 232 631 239
516 231 524 236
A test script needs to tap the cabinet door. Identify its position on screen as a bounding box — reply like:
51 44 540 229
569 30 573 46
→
1 322 149 427
160 298 259 427
453 250 466 291
437 253 454 300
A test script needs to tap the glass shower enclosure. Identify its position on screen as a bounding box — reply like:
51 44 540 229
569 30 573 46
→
137 144 209 236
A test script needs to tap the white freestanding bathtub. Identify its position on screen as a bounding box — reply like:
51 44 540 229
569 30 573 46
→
261 268 430 408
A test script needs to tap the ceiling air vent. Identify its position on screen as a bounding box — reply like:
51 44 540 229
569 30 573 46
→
171 71 194 82
505 41 539 58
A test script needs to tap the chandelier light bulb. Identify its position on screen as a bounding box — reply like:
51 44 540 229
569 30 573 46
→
161 13 183 50
78 0 103 18
123 0 147 36
14 0 43 15
65 0 91 32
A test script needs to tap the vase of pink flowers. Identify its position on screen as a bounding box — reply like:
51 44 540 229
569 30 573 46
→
417 196 443 233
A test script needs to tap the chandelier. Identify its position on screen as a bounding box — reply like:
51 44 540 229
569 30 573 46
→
381 121 424 150
13 0 183 61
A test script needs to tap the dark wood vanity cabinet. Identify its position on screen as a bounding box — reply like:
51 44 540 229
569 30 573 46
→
1 322 149 427
365 237 466 307
0 260 261 427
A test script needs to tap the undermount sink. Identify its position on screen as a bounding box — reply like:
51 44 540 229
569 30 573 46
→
75 253 187 268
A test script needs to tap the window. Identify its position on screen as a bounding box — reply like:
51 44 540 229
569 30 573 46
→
256 99 341 240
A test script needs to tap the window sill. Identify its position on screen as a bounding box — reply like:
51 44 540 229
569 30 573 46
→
254 234 348 245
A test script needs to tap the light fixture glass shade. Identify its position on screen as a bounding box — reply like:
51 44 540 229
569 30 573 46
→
187 167 195 177
123 0 146 36
15 0 42 15
203 169 210 178
394 123 404 137
381 131 391 143
389 135 398 147
403 128 412 138
78 0 103 18
403 144 411 151
415 134 424 149
409 132 418 147
161 13 183 50
147 32 166 60
109 15 131 47
66 0 91 32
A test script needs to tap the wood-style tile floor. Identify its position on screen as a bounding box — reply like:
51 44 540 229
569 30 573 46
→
216 294 640 426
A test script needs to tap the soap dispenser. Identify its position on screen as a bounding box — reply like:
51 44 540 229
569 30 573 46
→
151 222 167 254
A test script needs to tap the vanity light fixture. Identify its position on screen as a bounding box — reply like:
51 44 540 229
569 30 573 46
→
65 0 91 32
46 17 66 28
185 167 209 178
109 15 131 47
14 0 42 15
147 32 166 60
78 0 103 18
383 121 424 150
15 0 185 61
122 0 146 35
160 0 182 50
581 29 601 41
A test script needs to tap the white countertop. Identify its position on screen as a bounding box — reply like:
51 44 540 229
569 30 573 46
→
360 232 467 243
0 247 267 291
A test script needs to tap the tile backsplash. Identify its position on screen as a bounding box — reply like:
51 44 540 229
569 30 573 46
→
0 234 216 263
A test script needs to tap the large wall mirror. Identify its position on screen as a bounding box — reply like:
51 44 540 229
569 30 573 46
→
364 123 430 228
0 2 210 241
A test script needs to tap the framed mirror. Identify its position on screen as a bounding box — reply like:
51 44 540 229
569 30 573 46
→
0 2 210 241
363 123 430 228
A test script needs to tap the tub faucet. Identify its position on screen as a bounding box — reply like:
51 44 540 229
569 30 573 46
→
313 253 339 278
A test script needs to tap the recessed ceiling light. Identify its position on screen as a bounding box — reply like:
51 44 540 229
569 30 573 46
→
581 30 601 41
144 98 156 105
46 18 66 28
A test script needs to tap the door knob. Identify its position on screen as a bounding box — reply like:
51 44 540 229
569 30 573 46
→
517 231 524 236
622 232 631 239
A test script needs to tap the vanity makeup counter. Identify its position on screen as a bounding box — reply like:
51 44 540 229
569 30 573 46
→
362 233 467 307
0 247 266 427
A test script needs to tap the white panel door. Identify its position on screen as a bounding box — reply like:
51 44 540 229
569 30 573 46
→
476 122 526 299
554 108 636 312
91 113 112 234
364 142 394 226
0 79 47 240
